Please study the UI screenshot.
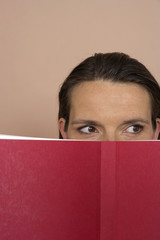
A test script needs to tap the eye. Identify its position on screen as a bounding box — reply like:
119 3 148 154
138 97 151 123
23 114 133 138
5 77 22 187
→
125 125 144 134
78 126 98 134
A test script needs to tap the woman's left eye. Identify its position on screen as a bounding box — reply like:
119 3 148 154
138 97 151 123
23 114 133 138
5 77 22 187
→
125 125 144 134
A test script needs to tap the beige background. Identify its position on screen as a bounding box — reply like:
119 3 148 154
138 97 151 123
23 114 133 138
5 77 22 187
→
0 0 160 138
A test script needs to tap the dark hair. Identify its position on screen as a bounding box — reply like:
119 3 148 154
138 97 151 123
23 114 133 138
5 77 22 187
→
58 52 160 139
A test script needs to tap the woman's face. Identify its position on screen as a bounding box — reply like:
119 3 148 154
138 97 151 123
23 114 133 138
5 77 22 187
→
59 81 160 141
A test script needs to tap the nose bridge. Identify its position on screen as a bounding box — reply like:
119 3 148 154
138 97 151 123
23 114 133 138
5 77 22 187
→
102 129 117 141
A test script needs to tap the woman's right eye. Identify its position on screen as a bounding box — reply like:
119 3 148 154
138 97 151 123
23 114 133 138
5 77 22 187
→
78 126 97 134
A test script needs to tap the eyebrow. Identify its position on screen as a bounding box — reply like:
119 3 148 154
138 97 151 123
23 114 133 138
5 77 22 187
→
120 118 150 126
71 120 102 127
71 118 150 126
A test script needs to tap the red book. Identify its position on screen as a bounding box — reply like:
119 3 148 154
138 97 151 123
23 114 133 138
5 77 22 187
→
0 139 160 240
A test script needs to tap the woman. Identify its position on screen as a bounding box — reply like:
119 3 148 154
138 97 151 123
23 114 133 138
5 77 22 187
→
58 52 160 140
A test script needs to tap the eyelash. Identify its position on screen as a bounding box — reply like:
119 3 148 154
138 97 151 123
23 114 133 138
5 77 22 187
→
77 124 144 135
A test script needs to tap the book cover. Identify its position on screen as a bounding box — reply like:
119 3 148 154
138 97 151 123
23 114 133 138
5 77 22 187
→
0 139 160 240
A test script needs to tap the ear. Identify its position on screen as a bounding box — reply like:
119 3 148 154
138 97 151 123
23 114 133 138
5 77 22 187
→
58 118 68 139
153 118 160 140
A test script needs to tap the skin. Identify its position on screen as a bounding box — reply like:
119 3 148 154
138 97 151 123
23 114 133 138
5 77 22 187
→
59 80 160 141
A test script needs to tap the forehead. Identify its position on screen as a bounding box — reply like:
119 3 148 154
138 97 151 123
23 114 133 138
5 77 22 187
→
69 81 152 120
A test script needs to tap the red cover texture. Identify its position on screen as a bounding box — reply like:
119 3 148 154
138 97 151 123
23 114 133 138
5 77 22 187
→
0 140 160 240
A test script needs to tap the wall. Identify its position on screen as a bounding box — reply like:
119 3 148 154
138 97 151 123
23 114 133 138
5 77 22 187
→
0 0 160 138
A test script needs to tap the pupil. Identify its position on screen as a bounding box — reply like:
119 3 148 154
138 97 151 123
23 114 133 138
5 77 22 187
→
88 126 95 132
133 125 140 132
